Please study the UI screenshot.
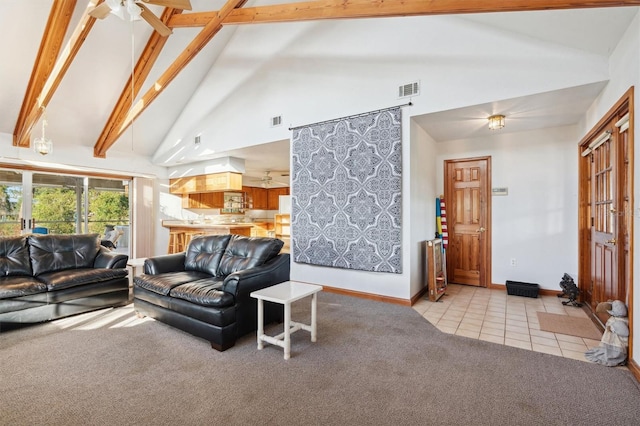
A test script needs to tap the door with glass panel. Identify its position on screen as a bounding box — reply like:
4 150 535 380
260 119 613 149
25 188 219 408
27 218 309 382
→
0 170 130 254
0 170 23 237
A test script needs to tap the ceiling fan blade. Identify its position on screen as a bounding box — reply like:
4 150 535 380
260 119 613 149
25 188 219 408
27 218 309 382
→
138 3 172 36
88 3 112 19
143 0 192 10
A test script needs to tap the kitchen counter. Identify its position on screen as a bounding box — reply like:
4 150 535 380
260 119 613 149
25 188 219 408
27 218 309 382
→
163 220 280 253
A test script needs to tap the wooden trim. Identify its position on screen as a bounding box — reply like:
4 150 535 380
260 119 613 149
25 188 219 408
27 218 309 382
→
169 0 640 27
443 156 492 288
628 88 635 363
13 0 78 148
320 285 412 306
629 359 640 383
95 0 246 157
93 8 182 158
14 0 97 148
578 87 635 147
411 286 430 305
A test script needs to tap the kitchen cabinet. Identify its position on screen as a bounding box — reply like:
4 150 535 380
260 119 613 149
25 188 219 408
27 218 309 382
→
171 176 199 194
250 187 269 210
181 192 224 209
267 187 290 210
170 172 242 194
200 192 224 208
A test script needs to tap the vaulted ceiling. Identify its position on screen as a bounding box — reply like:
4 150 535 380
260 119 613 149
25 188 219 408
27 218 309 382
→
1 0 639 176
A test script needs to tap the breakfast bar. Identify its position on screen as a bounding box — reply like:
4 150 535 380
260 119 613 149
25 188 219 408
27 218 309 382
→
162 221 254 253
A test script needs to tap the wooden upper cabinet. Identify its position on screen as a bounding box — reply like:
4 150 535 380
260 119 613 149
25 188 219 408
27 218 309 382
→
267 187 289 210
181 192 224 208
200 192 224 208
171 176 198 194
252 187 269 210
170 172 243 194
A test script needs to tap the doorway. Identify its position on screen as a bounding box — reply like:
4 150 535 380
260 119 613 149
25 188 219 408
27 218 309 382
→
578 88 634 335
444 156 492 287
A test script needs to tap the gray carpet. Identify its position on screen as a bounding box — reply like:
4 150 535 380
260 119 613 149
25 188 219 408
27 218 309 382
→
1 292 639 425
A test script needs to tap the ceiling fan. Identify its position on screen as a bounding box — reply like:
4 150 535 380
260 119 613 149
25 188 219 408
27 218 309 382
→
89 0 192 37
246 171 290 188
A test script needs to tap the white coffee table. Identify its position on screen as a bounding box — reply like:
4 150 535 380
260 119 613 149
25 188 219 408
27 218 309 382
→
250 281 323 360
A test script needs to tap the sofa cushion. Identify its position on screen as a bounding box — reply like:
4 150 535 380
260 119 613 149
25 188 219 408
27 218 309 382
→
184 235 232 277
217 236 284 276
0 236 32 277
134 271 210 296
0 276 47 299
29 234 101 276
169 278 234 308
37 268 128 291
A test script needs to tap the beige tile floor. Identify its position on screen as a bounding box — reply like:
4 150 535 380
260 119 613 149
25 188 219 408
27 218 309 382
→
412 284 603 362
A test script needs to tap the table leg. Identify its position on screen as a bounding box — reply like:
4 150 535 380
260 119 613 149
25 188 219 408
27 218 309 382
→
311 292 317 343
257 299 264 350
284 302 291 360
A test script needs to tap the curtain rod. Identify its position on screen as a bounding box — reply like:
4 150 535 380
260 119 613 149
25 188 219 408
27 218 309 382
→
289 102 412 131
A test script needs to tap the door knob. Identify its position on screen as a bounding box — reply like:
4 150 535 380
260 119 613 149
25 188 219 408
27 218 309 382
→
606 238 617 245
476 227 486 233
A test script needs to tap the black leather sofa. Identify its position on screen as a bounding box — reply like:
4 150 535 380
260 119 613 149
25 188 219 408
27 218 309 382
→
133 234 289 351
0 234 129 330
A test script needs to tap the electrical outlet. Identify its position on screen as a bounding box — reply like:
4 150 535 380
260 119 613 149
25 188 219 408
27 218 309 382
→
510 258 517 267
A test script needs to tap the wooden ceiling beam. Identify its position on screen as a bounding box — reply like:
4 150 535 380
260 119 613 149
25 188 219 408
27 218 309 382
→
168 0 640 27
95 0 247 156
13 0 79 148
93 8 183 158
97 0 640 156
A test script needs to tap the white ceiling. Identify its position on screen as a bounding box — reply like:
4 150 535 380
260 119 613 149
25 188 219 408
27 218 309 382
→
0 2 638 180
413 81 609 142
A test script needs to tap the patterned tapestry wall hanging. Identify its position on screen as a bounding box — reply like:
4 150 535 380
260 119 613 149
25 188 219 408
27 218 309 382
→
291 107 402 273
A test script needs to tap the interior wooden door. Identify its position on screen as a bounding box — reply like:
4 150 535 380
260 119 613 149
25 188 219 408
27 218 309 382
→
444 157 491 287
588 117 626 325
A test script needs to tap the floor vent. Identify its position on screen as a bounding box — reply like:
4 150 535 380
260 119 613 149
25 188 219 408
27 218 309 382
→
398 81 419 98
271 115 282 127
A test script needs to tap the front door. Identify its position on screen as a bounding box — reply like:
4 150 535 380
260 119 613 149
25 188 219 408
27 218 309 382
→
444 157 491 287
583 110 630 325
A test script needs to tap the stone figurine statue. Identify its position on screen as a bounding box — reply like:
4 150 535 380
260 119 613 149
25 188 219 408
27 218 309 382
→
585 300 629 366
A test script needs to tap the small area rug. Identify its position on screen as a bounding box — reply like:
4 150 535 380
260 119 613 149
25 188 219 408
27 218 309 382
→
537 312 602 340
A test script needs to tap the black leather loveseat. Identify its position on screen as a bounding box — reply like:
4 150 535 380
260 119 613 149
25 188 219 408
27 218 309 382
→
133 234 289 351
0 234 129 330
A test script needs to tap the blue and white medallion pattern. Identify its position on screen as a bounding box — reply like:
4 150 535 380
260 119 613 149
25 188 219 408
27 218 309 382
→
291 108 402 273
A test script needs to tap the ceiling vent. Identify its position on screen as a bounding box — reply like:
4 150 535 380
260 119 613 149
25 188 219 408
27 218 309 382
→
271 115 282 127
398 81 420 98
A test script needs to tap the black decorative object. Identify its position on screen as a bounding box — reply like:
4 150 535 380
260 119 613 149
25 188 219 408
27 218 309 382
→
558 273 582 307
506 280 539 298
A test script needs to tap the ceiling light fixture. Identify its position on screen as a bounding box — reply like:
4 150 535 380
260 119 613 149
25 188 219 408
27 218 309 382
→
33 106 53 156
488 114 505 130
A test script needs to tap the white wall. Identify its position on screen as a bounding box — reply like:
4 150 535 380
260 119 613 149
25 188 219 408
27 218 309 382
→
434 125 579 290
149 14 612 301
409 120 439 297
577 12 640 369
153 16 609 166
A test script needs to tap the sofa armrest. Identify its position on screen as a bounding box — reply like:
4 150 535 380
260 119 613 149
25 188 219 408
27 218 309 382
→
144 253 186 275
94 247 128 269
222 253 290 298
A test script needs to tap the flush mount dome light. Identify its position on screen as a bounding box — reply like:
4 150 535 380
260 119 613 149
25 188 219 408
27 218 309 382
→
488 114 505 130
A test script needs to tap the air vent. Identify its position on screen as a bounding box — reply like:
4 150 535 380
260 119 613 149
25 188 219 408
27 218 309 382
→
398 81 419 98
194 135 201 145
271 115 282 127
